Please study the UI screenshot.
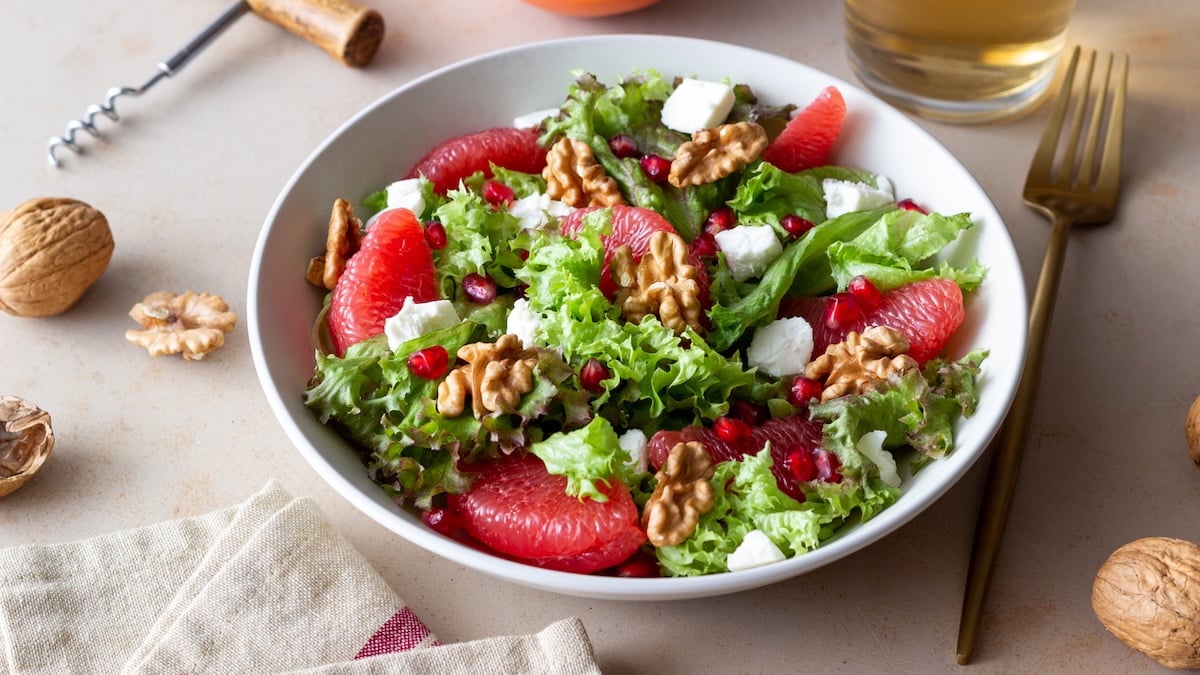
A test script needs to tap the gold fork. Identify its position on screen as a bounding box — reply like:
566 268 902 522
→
955 46 1129 665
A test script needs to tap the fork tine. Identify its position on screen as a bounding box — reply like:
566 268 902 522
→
1058 49 1096 184
1096 54 1129 195
1077 53 1111 187
1028 46 1080 183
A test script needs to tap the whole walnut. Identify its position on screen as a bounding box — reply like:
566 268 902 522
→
0 197 114 317
1092 536 1200 669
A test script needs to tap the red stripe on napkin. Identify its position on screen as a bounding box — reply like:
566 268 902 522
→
356 607 439 658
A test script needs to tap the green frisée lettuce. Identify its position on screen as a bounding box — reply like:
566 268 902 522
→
518 208 757 432
530 416 635 502
430 189 527 301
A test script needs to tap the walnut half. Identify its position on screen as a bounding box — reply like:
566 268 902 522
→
437 334 538 418
611 230 703 335
125 291 238 361
642 441 715 547
804 325 919 402
543 137 625 208
306 198 362 290
669 121 768 188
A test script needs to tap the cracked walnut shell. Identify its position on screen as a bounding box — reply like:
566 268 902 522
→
668 121 768 188
611 230 703 335
804 325 919 402
0 396 54 498
543 137 626 208
1092 537 1200 669
125 291 238 361
437 334 538 418
306 198 362 290
642 441 715 547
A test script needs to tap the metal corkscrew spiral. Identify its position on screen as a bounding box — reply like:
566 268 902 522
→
46 1 252 168
46 0 385 168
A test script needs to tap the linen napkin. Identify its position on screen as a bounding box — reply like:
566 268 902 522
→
0 481 600 674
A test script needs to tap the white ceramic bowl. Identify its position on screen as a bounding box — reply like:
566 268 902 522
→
249 35 1027 601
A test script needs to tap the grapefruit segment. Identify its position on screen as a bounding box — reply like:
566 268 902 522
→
406 127 548 194
327 209 439 355
760 86 846 172
447 453 646 573
778 278 965 365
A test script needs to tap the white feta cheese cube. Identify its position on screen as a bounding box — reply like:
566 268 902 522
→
822 178 894 219
513 107 560 130
660 78 736 134
617 428 648 475
386 178 426 218
508 193 575 231
713 225 783 282
727 530 787 572
384 297 460 351
747 317 814 377
506 298 542 348
856 429 901 487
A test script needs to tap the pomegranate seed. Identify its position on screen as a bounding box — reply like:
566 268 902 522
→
823 292 860 330
689 232 719 258
482 180 515 207
730 399 766 426
897 198 928 214
515 248 530 261
462 273 497 304
787 376 823 407
783 447 817 483
614 551 661 578
847 275 884 310
421 506 462 535
713 416 751 443
780 213 815 238
580 358 611 393
407 345 449 380
704 206 735 234
423 220 447 250
639 154 672 182
815 450 842 483
608 134 640 159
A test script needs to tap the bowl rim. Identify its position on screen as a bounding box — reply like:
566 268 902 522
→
248 33 1028 601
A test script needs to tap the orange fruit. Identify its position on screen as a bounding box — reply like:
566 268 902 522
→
520 0 660 17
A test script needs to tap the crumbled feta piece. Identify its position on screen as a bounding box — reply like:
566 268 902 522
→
822 178 894 219
384 297 460 351
513 107 560 130
617 428 648 475
873 173 894 197
660 78 735 134
712 225 783 282
727 530 787 572
386 178 426 217
508 193 574 231
856 429 900 487
506 298 542 348
747 317 814 377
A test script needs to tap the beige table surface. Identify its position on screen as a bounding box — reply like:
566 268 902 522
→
2 0 1198 672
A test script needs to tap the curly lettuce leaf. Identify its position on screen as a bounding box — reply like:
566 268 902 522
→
728 161 882 237
530 416 632 502
431 188 526 303
827 209 986 293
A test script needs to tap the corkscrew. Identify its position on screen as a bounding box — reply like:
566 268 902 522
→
47 0 385 168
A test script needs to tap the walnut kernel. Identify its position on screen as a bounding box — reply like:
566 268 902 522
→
543 137 625 208
0 396 54 498
611 231 703 335
1187 394 1200 468
642 441 715 547
668 122 768 188
804 325 919 402
306 198 362 290
436 334 538 418
125 291 238 361
1092 537 1200 669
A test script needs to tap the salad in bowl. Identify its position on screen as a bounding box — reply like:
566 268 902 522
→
248 35 1026 600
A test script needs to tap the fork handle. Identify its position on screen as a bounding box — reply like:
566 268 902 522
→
956 212 1073 664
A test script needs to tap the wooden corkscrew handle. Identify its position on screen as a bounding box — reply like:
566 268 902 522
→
246 0 385 67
